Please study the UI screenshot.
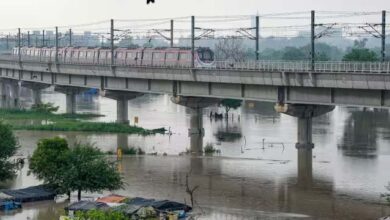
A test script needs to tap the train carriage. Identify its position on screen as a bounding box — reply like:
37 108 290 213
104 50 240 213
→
125 48 142 66
12 46 215 68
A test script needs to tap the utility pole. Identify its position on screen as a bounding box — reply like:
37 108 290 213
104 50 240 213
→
27 31 30 47
18 28 21 62
69 28 72 47
170 19 174 47
382 10 386 62
255 15 260 61
110 19 115 66
311 10 315 71
42 30 45 47
6 35 9 50
55 27 59 63
191 16 195 68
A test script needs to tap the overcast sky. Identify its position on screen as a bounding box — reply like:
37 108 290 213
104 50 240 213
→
0 0 389 29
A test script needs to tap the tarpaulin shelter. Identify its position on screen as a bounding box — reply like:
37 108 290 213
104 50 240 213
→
65 201 109 212
96 194 127 203
1 185 56 203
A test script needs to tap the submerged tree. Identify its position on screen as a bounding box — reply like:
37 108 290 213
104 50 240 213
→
29 137 70 193
62 144 124 201
219 99 243 118
29 138 123 200
0 121 18 182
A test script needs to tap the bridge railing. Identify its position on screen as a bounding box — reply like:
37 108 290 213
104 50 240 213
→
1 54 390 74
212 60 390 73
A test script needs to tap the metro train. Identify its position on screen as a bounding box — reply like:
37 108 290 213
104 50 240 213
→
12 46 215 67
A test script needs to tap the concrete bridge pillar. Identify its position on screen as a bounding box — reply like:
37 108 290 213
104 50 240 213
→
8 81 21 109
171 96 220 155
0 80 6 108
103 91 143 124
55 86 87 114
117 134 129 151
32 89 42 105
66 92 77 114
275 104 335 187
21 82 51 106
189 107 204 155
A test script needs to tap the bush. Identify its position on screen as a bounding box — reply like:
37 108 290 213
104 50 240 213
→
204 143 216 154
137 148 145 155
0 121 18 181
76 209 128 220
121 148 137 155
31 102 59 113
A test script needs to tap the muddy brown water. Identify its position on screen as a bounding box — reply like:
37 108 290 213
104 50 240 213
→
1 91 390 219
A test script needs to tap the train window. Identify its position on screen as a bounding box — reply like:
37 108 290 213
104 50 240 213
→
107 52 112 59
166 53 177 60
117 52 124 59
199 50 214 62
143 52 152 60
87 51 94 58
72 51 78 58
180 53 190 60
153 52 164 60
127 52 137 59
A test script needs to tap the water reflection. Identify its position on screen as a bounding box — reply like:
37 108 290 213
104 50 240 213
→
339 108 390 158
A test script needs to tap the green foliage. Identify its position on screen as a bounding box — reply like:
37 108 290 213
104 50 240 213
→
204 143 216 154
0 109 102 121
257 43 343 61
220 99 243 115
0 108 165 135
31 102 59 113
282 47 307 60
137 148 145 155
342 48 379 62
381 183 390 205
121 148 137 155
0 121 18 181
29 137 70 193
29 138 124 200
216 131 242 142
76 209 128 220
62 144 124 200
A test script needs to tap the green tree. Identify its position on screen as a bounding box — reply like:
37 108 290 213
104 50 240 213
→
343 48 379 62
281 47 307 60
220 99 242 118
343 38 379 62
29 137 70 193
29 138 123 200
63 144 123 201
0 121 18 182
76 209 128 220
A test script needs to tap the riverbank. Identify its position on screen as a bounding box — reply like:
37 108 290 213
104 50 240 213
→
0 109 165 135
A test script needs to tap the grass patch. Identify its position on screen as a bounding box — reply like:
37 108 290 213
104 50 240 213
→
12 121 165 135
0 109 103 121
1 109 165 135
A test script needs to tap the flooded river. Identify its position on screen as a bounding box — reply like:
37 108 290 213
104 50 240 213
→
1 90 390 219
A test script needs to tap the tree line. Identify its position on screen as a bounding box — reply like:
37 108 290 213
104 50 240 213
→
215 38 387 62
